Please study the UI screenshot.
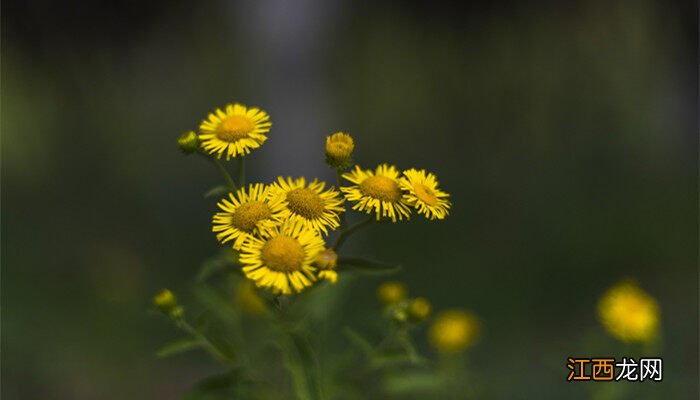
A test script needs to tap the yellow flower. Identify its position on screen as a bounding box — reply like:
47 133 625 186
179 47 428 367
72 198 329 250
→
239 220 325 295
198 103 271 160
598 281 659 343
407 297 432 323
325 132 354 168
429 310 480 353
400 168 451 220
235 279 267 315
269 177 345 235
314 248 338 283
212 183 286 250
153 289 184 319
341 164 412 222
377 281 407 305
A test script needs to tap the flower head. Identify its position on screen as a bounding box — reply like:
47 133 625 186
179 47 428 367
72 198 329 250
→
598 281 659 343
199 103 271 159
235 279 267 315
212 184 286 250
239 220 325 295
325 132 354 169
177 131 200 154
341 164 412 222
400 169 451 220
429 310 480 353
407 297 432 323
270 177 345 235
314 248 338 283
377 281 407 305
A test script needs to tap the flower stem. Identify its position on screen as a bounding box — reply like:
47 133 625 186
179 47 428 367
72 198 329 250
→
332 217 375 252
176 318 234 366
335 169 347 230
209 157 238 192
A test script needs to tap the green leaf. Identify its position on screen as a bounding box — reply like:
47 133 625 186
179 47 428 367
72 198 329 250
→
203 185 232 198
343 327 374 356
336 257 401 276
182 371 242 400
383 371 444 394
156 338 201 358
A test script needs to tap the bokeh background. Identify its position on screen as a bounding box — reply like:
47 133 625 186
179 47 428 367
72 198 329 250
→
2 0 697 398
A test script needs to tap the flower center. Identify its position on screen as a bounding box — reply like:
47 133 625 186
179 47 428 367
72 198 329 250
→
414 183 438 206
261 235 306 272
286 188 325 219
217 115 254 142
359 176 402 202
230 201 271 232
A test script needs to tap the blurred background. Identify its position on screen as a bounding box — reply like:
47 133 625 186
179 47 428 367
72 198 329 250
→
2 0 697 398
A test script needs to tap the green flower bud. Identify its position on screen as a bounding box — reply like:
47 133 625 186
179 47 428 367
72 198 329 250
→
177 131 200 154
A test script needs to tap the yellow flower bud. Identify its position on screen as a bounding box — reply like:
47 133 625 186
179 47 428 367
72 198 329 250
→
598 280 659 343
315 248 339 283
407 297 432 323
177 131 200 154
377 281 407 305
429 310 480 353
325 132 354 169
153 289 182 318
236 279 267 315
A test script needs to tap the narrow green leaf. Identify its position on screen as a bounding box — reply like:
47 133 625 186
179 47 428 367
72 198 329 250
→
336 257 401 276
343 327 374 355
204 185 232 198
156 338 201 358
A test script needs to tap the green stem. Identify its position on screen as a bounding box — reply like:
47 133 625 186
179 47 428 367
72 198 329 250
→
333 217 375 251
209 157 238 192
335 169 347 230
177 318 234 366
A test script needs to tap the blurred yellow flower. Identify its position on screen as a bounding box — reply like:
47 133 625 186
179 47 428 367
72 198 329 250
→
236 279 267 315
377 281 407 305
199 103 271 159
212 184 286 250
153 289 183 319
325 132 354 168
400 168 451 220
239 220 325 295
598 281 659 343
407 297 432 323
341 164 412 222
269 177 345 236
314 248 338 283
429 310 480 353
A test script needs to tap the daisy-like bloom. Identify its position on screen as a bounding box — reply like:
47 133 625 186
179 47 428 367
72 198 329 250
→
325 132 354 169
400 168 451 220
314 248 338 283
341 164 412 222
429 310 480 353
269 177 345 235
239 220 325 295
199 103 271 159
597 281 659 343
212 183 286 250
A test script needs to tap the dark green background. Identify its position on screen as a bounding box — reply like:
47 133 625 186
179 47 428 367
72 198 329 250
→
2 0 697 398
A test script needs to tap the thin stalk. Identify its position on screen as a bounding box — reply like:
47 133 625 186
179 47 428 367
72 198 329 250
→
209 157 238 192
333 217 375 251
335 169 347 230
176 318 234 366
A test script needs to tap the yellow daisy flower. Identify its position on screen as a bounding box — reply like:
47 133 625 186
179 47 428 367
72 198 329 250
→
325 132 354 169
239 220 325 295
212 183 285 250
199 103 271 159
400 168 451 220
341 164 412 222
598 281 659 343
269 177 345 235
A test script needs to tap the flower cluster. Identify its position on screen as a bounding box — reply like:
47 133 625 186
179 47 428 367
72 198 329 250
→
179 102 451 295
